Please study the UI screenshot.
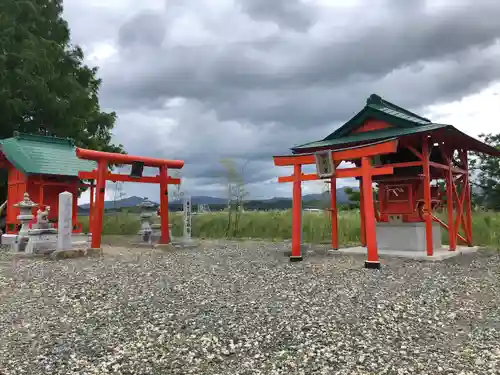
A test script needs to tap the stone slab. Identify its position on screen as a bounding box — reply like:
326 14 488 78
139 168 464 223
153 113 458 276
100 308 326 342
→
25 233 58 254
333 246 479 261
50 248 87 260
154 240 199 250
169 240 199 249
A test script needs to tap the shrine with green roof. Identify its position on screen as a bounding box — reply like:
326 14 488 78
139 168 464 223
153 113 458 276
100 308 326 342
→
273 94 500 269
0 132 96 234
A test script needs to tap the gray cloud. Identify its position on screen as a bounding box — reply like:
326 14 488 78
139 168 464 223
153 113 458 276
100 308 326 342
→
118 12 167 49
236 0 317 31
62 0 500 200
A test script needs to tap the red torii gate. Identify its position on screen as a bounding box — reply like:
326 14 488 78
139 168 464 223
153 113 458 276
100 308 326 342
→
273 139 398 269
76 148 184 250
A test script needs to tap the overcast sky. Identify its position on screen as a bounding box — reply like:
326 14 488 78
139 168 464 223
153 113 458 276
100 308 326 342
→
63 0 500 204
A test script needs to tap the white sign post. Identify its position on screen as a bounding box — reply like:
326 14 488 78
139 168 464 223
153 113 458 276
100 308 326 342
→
182 194 192 241
57 191 73 251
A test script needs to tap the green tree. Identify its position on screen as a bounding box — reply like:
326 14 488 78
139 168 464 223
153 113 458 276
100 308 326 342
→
343 187 360 209
469 133 500 210
0 0 124 201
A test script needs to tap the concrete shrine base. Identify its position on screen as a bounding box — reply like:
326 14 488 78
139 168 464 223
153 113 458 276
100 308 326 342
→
1 233 90 247
376 222 442 252
333 246 479 261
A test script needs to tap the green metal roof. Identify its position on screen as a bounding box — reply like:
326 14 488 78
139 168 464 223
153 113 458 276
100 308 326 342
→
323 94 432 141
0 133 96 176
291 94 500 156
293 123 447 151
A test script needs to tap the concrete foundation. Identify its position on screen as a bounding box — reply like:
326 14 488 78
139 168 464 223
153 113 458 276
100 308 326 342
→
1 233 90 247
334 245 479 261
376 222 441 252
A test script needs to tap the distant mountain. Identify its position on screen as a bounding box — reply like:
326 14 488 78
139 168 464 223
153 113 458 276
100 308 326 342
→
78 187 357 212
267 188 353 205
172 196 227 205
79 196 146 210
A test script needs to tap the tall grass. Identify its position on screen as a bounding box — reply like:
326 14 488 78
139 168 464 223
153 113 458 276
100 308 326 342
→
79 209 500 249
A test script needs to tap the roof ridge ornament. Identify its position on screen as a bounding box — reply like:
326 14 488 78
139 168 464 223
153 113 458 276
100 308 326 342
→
366 94 383 105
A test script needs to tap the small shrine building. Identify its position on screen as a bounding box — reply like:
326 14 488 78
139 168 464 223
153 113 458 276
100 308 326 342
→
273 94 500 268
0 132 95 233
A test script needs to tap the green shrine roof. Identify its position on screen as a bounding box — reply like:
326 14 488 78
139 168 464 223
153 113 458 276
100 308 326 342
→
0 133 96 177
291 94 500 156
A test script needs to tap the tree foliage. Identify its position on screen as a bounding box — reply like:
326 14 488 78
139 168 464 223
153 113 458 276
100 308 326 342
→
343 186 361 209
469 133 500 210
0 0 124 201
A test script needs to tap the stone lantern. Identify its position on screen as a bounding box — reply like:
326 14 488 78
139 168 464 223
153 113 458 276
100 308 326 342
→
15 193 38 235
137 197 157 244
11 192 38 251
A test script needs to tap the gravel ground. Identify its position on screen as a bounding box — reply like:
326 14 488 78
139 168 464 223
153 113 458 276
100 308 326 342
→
0 240 499 375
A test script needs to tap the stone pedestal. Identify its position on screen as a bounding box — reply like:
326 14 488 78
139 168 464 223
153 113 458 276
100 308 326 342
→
25 206 58 254
25 229 58 254
376 221 442 252
149 223 173 244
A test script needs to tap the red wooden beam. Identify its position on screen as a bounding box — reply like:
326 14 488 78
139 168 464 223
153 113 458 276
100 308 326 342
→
277 166 393 183
431 214 466 244
30 180 78 187
384 161 422 169
273 139 398 166
78 171 181 185
428 161 466 174
76 148 184 169
406 145 423 160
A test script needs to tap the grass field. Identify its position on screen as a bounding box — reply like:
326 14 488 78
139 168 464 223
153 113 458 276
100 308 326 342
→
79 209 500 249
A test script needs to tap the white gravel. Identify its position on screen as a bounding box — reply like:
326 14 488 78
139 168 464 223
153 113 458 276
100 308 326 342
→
0 240 499 375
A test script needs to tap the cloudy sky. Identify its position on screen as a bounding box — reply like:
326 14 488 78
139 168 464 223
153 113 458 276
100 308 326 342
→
63 0 500 204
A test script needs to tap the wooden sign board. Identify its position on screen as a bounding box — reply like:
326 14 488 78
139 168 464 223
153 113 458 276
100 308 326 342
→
314 150 335 178
130 161 145 178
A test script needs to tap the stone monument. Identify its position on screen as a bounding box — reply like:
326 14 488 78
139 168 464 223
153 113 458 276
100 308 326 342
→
57 191 73 251
170 193 197 248
182 193 192 242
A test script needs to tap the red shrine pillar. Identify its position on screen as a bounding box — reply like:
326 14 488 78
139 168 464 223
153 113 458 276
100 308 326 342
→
159 165 171 244
90 160 107 250
330 176 338 250
89 183 95 233
359 178 366 247
445 163 456 251
361 157 380 269
422 138 434 256
290 163 302 261
462 150 473 246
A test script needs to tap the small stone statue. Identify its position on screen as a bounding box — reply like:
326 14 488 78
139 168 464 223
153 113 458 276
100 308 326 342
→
34 206 51 229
